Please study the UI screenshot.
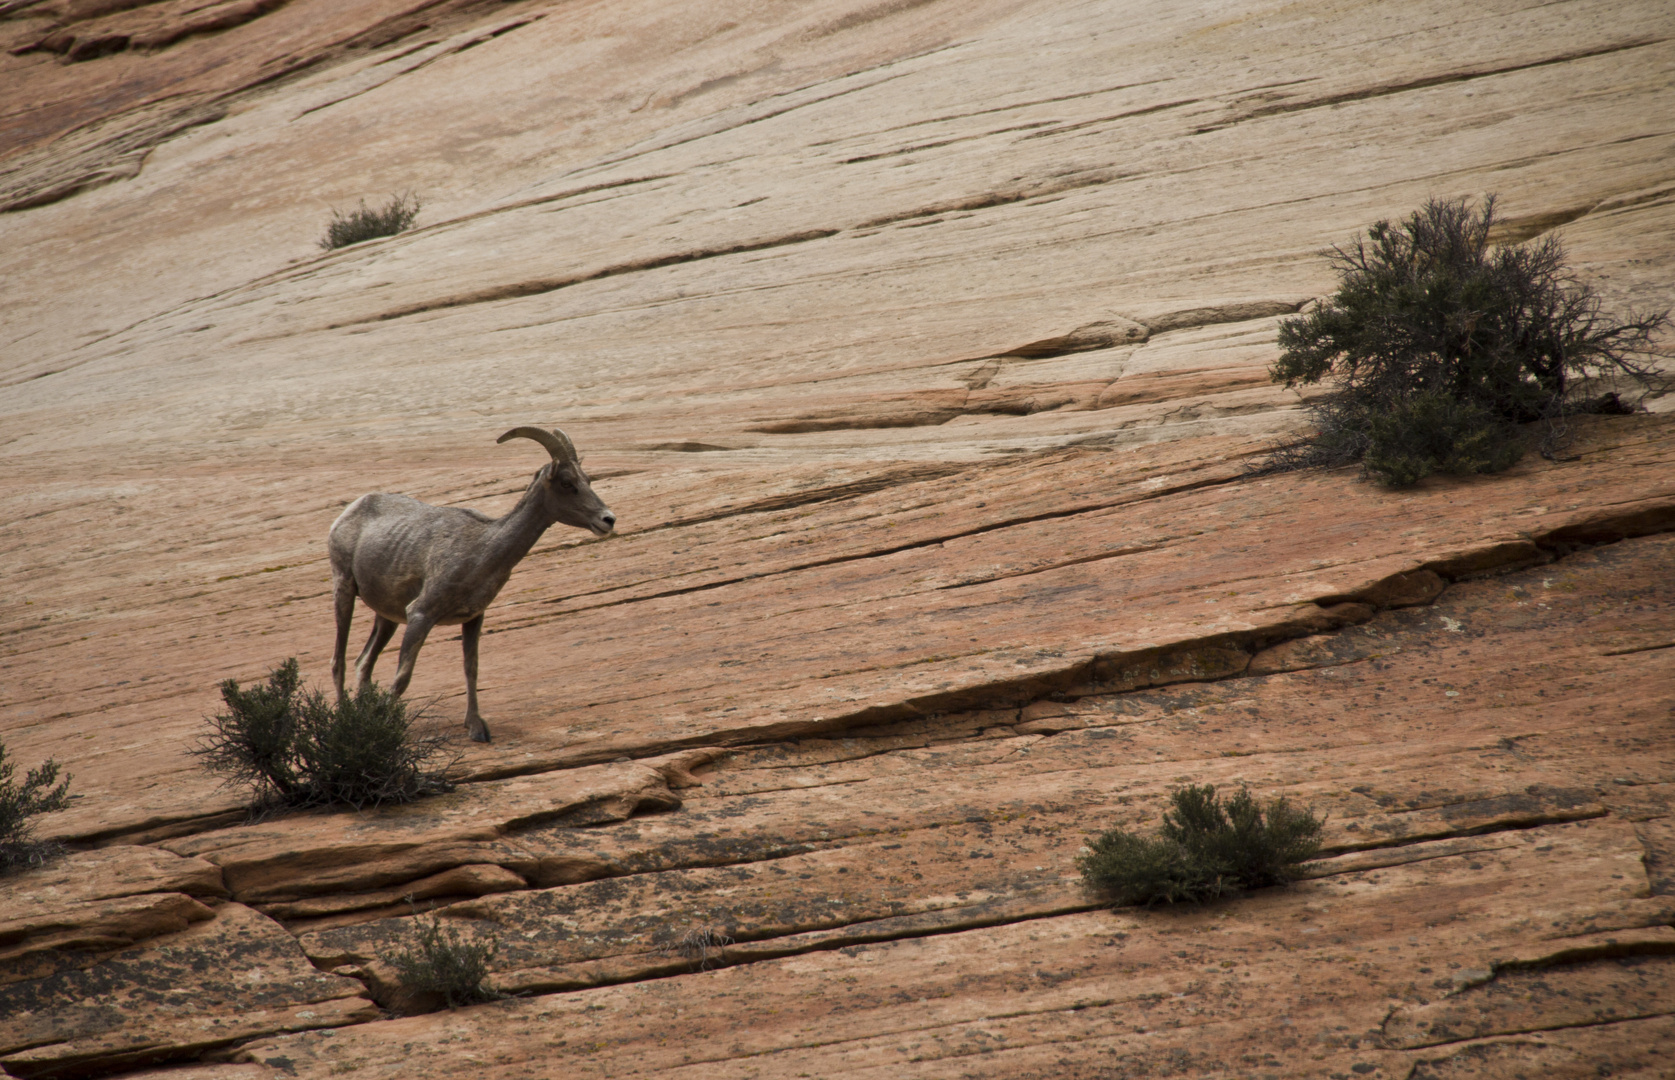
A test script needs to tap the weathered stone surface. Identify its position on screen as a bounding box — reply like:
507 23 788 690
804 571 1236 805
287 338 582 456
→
4 0 1675 847
0 892 216 987
235 817 1670 1078
160 754 702 903
250 862 528 923
0 903 376 1078
1385 956 1675 1049
1399 1020 1675 1080
2 0 1673 1074
0 846 224 908
0 846 227 985
258 537 1672 1041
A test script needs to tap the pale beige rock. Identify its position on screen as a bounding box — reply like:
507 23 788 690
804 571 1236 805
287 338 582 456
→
1 0 1673 1074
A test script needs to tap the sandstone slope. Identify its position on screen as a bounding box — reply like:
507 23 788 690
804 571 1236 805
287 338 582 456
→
2 0 1673 1076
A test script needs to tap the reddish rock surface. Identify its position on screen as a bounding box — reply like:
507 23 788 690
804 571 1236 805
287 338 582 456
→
2 0 1673 1075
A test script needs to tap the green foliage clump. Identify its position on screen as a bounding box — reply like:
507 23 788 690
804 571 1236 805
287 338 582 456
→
319 192 420 250
194 658 453 813
389 913 503 1011
1078 784 1323 907
1268 196 1667 486
0 740 72 874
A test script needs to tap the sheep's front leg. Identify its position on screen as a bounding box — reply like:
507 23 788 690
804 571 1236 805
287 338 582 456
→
331 574 357 702
355 615 398 690
461 614 489 743
388 611 434 699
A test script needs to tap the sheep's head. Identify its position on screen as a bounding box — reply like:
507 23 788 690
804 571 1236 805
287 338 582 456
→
498 426 616 537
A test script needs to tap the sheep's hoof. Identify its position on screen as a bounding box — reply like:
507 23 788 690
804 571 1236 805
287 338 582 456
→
467 717 491 743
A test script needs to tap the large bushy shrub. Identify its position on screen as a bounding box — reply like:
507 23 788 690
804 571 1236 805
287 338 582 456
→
0 740 72 874
319 192 420 250
1078 784 1323 907
1268 197 1667 486
194 658 453 812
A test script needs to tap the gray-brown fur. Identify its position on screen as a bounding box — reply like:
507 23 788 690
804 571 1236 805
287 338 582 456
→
329 427 615 742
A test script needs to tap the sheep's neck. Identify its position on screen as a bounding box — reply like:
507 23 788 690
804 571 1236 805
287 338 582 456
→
482 484 555 572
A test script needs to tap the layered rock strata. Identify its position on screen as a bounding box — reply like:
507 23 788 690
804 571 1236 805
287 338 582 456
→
3 0 1673 1075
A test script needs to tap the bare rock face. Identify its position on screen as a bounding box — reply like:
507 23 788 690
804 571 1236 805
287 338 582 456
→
2 0 1673 1075
0 846 226 986
0 904 377 1078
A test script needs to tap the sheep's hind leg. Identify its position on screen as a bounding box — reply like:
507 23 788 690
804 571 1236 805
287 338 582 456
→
355 615 398 690
388 611 435 700
461 614 489 743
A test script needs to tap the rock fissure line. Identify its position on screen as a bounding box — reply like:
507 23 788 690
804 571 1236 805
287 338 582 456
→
352 228 843 325
1015 96 1206 141
577 44 963 172
1392 1014 1675 1075
1233 36 1669 124
499 894 1104 985
1601 640 1675 656
809 76 1174 144
291 14 545 120
639 462 974 533
361 164 1135 329
838 119 1056 164
1379 997 1675 1053
1317 805 1610 858
936 543 1170 590
137 538 1658 911
21 488 1668 884
336 498 1675 795
506 468 1248 623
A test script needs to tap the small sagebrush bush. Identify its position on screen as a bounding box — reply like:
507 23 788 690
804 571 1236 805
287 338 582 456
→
319 192 420 250
389 913 503 1010
1266 196 1668 486
664 926 734 971
0 740 72 874
193 658 453 813
1078 785 1323 907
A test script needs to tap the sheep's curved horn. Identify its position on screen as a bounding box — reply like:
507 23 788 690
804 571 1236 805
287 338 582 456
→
497 426 577 463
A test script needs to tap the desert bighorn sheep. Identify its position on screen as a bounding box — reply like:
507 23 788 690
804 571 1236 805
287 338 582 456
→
329 426 615 743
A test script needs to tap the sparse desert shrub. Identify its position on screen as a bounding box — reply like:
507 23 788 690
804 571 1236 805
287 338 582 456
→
663 926 734 971
0 739 72 874
319 192 420 250
1078 784 1323 907
389 912 503 1010
193 658 454 812
1266 196 1668 486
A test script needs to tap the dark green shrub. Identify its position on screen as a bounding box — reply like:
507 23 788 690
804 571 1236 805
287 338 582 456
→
1267 196 1667 486
194 658 453 812
194 658 303 800
0 740 72 874
319 192 420 250
1078 784 1323 907
389 913 502 1010
1360 391 1525 487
